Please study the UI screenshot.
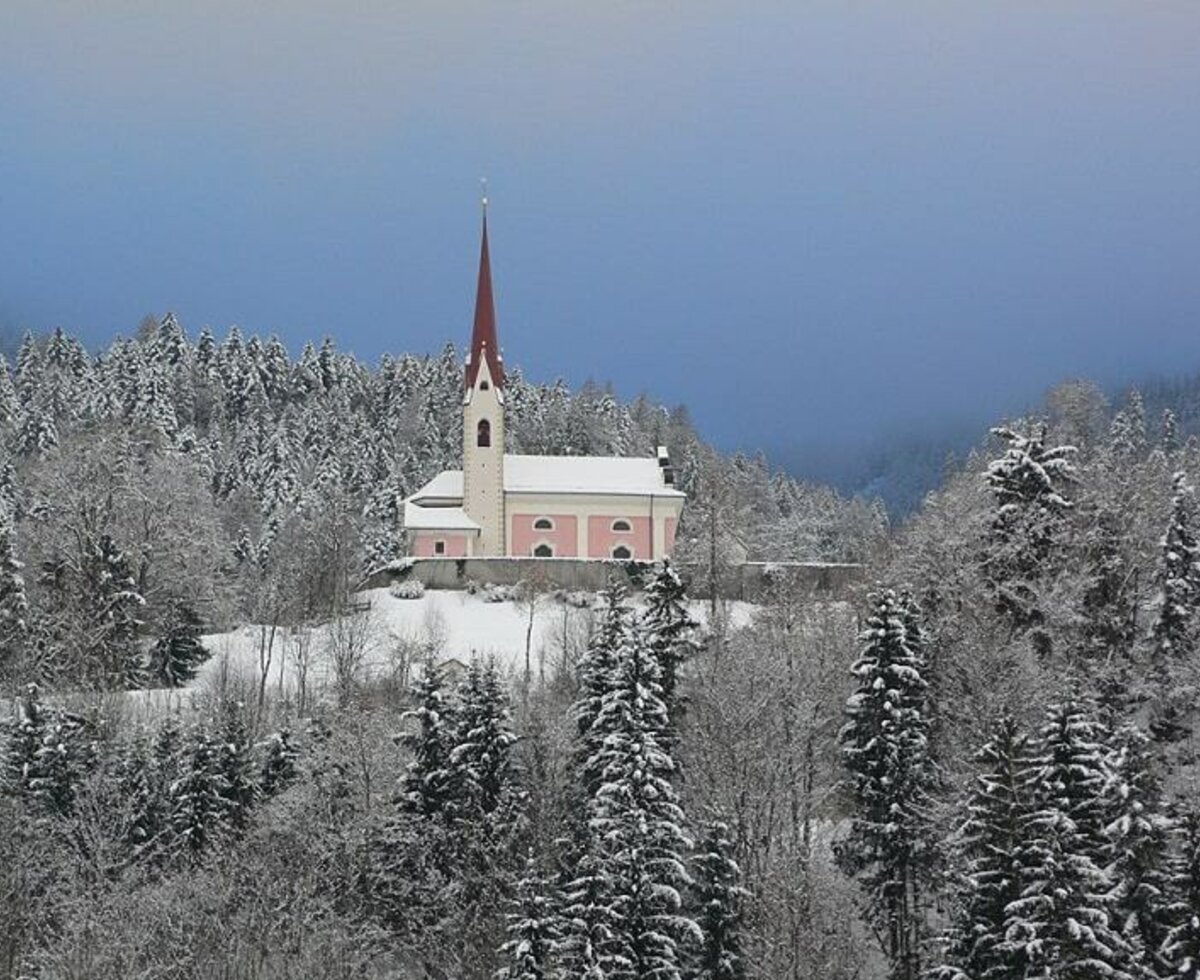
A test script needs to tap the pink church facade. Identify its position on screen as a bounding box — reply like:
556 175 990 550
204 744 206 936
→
403 205 685 560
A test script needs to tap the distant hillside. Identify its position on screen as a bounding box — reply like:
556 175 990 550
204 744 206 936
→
779 365 1200 518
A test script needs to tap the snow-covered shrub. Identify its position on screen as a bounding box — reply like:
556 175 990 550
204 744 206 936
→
480 583 516 603
552 589 594 609
389 580 426 600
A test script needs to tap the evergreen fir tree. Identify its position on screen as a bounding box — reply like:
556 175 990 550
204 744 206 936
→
1161 409 1179 455
933 716 1034 980
0 507 28 677
0 356 18 436
557 850 621 980
450 658 518 818
498 854 560 980
148 600 208 688
586 623 698 980
1001 699 1133 980
983 421 1077 643
1161 808 1200 980
169 723 231 862
1149 472 1200 741
83 533 146 689
691 819 747 980
573 583 630 799
15 403 58 456
642 559 698 727
396 655 458 818
1104 724 1175 974
14 333 43 408
212 700 257 830
126 715 183 862
232 525 255 566
1 683 44 797
837 588 936 980
2 685 92 817
1150 472 1199 672
259 728 299 798
1109 391 1149 462
1080 508 1139 665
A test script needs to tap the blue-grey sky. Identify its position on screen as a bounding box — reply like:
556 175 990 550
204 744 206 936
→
3 2 1199 478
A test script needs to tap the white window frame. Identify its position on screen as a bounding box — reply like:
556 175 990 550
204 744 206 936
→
533 516 555 532
610 518 632 533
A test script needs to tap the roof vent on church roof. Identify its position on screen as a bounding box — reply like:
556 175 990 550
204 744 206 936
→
465 190 505 390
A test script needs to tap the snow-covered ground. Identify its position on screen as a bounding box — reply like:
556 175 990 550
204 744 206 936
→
181 587 758 704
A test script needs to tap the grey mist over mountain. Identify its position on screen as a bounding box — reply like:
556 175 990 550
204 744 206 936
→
3 4 1199 501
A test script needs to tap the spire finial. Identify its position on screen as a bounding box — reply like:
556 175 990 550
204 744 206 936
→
480 177 488 213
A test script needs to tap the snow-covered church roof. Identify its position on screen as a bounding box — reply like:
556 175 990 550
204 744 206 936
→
402 499 482 532
407 454 684 508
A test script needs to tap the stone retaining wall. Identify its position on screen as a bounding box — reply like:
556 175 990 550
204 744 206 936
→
362 558 863 601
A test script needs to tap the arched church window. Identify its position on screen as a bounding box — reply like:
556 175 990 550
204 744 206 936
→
611 545 633 560
476 419 491 447
533 543 554 558
611 519 632 532
533 517 554 531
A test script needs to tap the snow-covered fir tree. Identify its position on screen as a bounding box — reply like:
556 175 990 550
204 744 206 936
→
124 715 183 863
169 723 231 863
147 601 207 688
1161 408 1180 455
1104 724 1175 973
1148 471 1200 741
573 583 631 799
1001 699 1134 979
641 559 698 727
450 657 519 818
691 819 747 980
1 684 92 817
837 588 936 980
1150 471 1199 675
1109 390 1149 463
259 728 299 798
581 620 698 980
933 716 1034 980
498 853 560 980
1161 808 1200 980
78 533 146 689
212 701 257 831
0 506 28 677
983 421 1077 644
396 655 458 819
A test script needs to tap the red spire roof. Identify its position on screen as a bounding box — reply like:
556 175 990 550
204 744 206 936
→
465 207 504 390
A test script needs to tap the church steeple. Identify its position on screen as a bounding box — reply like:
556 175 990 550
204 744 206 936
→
465 195 504 391
461 189 507 556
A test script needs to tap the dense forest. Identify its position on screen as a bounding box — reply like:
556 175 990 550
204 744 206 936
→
1 321 1199 980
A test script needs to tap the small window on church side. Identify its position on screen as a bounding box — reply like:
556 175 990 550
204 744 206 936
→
533 543 553 558
611 545 633 560
477 419 491 447
533 517 554 531
611 519 632 533
434 540 446 555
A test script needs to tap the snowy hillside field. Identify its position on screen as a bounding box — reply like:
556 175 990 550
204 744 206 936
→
164 587 759 708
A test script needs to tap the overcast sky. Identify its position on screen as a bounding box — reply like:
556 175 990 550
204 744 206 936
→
3 2 1199 476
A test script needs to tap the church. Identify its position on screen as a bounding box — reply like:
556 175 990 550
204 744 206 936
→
403 204 685 560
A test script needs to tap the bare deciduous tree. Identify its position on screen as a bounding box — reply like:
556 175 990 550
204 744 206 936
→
325 608 375 707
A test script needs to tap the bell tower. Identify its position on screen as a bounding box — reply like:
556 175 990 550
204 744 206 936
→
462 194 506 556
